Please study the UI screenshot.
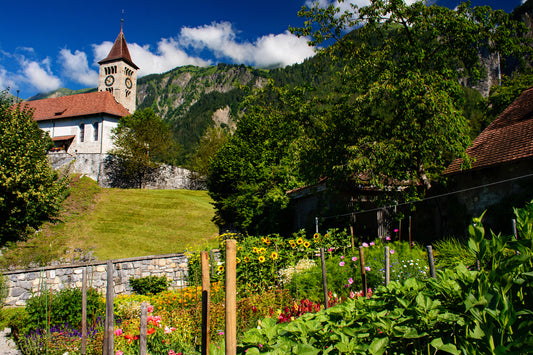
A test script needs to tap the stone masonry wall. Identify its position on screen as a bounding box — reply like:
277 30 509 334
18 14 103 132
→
3 253 189 306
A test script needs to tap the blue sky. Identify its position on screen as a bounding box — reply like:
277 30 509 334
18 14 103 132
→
0 0 524 99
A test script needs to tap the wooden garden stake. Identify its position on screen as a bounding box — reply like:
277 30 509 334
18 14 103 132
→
359 246 367 297
140 302 148 355
320 248 329 309
384 246 390 286
81 267 87 355
201 251 211 355
409 216 412 249
426 246 436 279
225 239 237 355
103 260 114 355
399 219 402 242
512 219 518 239
180 270 184 311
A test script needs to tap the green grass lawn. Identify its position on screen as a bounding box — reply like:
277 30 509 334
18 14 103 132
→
0 176 219 267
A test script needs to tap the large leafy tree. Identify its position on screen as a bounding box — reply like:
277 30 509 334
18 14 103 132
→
0 91 67 243
207 84 310 233
109 108 179 188
292 0 530 193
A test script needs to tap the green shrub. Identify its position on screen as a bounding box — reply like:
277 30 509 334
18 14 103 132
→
24 288 104 332
433 237 476 269
129 275 170 295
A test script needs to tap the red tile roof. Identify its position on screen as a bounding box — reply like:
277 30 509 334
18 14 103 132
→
24 91 130 122
444 86 533 175
98 30 139 70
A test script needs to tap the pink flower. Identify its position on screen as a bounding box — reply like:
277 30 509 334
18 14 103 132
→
390 249 395 254
365 266 371 272
339 261 345 266
370 242 375 246
394 229 399 233
147 305 154 313
352 256 358 262
349 291 355 299
348 278 354 285
116 351 124 355
340 255 344 259
114 328 123 336
362 242 369 247
386 236 391 241
169 351 176 355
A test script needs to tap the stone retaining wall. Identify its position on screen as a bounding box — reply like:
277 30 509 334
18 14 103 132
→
3 253 189 306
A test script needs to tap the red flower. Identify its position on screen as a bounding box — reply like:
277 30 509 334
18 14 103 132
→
147 328 156 335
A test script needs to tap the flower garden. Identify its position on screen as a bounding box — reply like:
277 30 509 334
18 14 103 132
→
3 202 533 354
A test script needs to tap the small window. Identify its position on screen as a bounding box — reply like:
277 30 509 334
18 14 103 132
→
79 124 85 142
93 122 99 141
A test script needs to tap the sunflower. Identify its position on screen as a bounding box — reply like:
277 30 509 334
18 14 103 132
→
258 247 266 254
217 265 224 272
296 237 304 245
258 255 266 263
236 257 241 264
253 247 259 253
289 240 296 248
270 252 279 260
303 241 311 248
244 256 250 263
313 233 319 240
261 237 272 245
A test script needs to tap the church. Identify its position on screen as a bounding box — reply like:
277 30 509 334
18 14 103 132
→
24 26 139 181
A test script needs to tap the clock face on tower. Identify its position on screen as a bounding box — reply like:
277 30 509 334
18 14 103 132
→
105 75 114 86
125 77 132 89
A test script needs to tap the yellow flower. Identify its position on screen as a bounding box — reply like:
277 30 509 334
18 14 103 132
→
303 241 310 248
296 237 304 245
261 237 271 245
253 247 259 253
258 256 266 263
244 256 250 263
236 257 241 264
289 240 296 248
313 233 319 239
270 252 279 260
217 265 224 272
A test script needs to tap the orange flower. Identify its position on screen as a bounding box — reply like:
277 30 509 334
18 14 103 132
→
147 328 156 335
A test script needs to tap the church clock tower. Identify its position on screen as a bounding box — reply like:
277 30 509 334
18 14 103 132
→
98 22 139 114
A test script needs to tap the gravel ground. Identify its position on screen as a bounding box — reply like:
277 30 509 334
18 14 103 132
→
0 329 22 355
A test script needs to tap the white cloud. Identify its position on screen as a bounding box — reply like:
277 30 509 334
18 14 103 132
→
92 38 211 77
0 67 16 92
179 22 314 68
59 49 99 86
22 58 61 93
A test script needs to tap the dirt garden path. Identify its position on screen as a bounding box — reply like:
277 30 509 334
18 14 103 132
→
0 329 22 355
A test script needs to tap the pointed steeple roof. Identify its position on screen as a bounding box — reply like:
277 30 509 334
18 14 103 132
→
98 22 139 69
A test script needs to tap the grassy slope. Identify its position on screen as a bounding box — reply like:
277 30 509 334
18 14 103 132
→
0 176 218 267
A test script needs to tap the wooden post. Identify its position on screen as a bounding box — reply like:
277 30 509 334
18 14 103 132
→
399 219 402 242
139 302 147 355
315 217 319 234
180 270 185 311
320 248 329 309
201 251 211 355
225 240 237 355
359 246 367 297
426 246 436 278
384 246 390 286
512 219 518 239
81 267 87 355
408 216 412 249
102 260 114 355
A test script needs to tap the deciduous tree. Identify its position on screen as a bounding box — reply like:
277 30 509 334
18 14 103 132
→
109 108 179 188
0 91 67 243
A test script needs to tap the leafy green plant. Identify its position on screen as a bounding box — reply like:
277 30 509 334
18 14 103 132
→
129 275 170 295
24 287 104 332
237 202 533 354
433 237 476 269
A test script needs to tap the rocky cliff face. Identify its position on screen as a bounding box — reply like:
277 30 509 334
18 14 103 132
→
136 64 268 126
